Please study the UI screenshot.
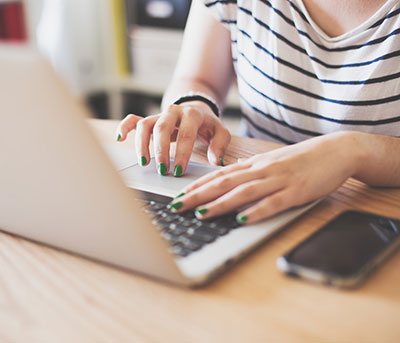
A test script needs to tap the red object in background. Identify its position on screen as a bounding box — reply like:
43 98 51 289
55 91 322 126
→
0 8 6 41
0 1 27 42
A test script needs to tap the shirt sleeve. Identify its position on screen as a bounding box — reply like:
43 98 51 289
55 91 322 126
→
201 0 238 30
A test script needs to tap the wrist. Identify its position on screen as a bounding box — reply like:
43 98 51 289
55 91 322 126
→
328 131 369 178
177 100 216 115
172 92 220 117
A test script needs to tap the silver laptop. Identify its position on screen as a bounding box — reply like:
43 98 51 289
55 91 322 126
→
0 46 317 287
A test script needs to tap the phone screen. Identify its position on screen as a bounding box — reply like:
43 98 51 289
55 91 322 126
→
283 211 400 277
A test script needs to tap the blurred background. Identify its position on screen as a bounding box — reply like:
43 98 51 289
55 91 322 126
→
0 0 241 132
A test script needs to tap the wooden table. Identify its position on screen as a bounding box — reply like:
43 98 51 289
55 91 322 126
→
1 119 399 342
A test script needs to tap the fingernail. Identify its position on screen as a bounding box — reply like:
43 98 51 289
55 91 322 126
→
219 156 225 166
159 163 167 175
236 214 248 224
116 133 121 141
167 201 183 212
174 192 185 199
140 156 147 166
195 207 208 217
173 165 183 177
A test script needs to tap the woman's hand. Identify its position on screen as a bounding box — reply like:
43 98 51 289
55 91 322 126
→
167 132 366 224
116 101 231 176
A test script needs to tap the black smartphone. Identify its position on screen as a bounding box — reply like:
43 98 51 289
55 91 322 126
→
276 210 400 288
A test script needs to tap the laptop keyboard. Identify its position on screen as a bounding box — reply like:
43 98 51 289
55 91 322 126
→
140 199 241 258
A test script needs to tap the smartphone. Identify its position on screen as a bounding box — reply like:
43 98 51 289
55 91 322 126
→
276 210 400 288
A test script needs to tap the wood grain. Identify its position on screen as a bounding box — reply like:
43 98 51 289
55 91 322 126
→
0 119 398 342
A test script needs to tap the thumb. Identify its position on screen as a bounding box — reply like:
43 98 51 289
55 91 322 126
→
207 126 231 166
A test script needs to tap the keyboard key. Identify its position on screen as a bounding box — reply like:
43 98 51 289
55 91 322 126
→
169 243 190 257
148 202 166 211
179 219 194 227
157 216 176 225
177 236 204 251
167 223 187 235
161 231 181 245
215 227 230 236
185 227 217 243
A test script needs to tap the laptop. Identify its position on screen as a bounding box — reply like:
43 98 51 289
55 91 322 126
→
0 46 317 287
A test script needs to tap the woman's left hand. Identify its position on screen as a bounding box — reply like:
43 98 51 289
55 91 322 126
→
168 132 365 224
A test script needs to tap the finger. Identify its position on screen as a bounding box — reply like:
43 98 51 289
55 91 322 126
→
193 177 285 220
135 116 158 166
167 167 262 212
207 126 231 166
236 188 297 225
182 161 250 195
153 105 181 175
170 129 178 142
116 114 142 141
172 110 201 177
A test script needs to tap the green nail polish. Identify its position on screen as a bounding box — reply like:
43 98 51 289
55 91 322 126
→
195 207 208 216
219 156 225 166
173 165 183 177
140 156 147 166
236 214 248 224
168 201 183 212
174 192 185 199
116 133 121 141
159 163 167 175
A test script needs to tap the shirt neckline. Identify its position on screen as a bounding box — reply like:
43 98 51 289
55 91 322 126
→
294 0 398 43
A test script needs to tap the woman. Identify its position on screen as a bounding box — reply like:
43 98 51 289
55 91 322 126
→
117 0 400 224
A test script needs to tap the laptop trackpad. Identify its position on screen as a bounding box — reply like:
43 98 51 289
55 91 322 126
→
119 158 220 197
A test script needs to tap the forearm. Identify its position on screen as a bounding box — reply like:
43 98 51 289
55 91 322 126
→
341 131 400 187
161 0 234 112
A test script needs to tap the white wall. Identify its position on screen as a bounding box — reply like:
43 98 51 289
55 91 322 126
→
25 0 113 94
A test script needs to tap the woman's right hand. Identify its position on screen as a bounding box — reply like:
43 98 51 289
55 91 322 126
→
116 101 231 176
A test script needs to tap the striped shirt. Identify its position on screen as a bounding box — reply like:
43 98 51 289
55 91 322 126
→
203 0 400 144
